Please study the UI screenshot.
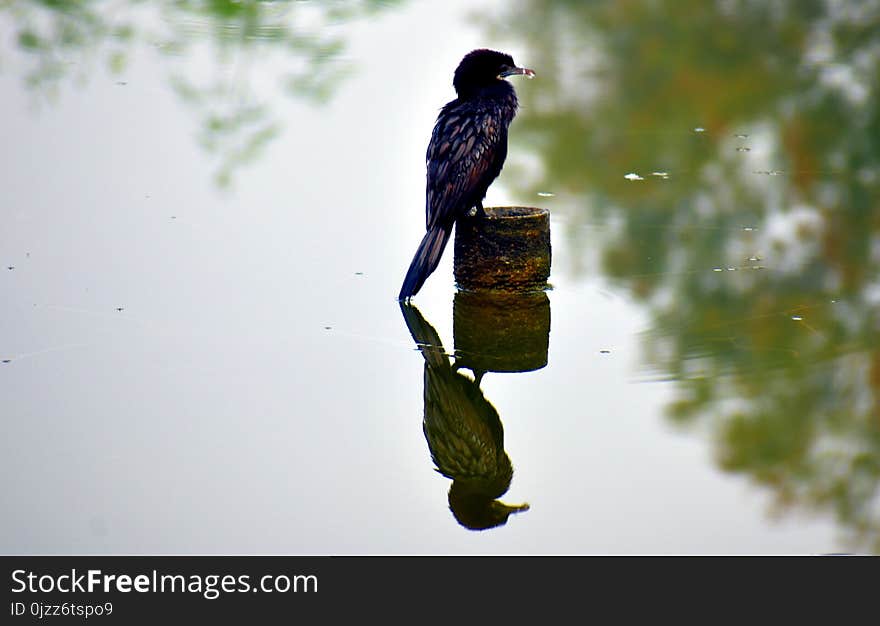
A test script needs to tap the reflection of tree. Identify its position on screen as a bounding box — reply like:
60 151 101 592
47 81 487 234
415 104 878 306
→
400 302 529 531
2 0 400 186
487 0 880 552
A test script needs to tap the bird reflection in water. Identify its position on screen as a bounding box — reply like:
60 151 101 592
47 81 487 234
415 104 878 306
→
400 302 530 530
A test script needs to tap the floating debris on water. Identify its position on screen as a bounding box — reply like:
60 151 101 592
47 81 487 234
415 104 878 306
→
742 226 757 231
7 266 14 270
116 307 124 312
624 172 644 181
747 255 762 262
324 326 332 330
830 299 837 303
734 133 749 139
694 127 705 133
791 316 803 321
599 350 611 354
537 191 555 197
753 170 785 176
736 147 751 152
1 359 10 364
354 271 364 276
651 171 669 177
726 266 737 271
713 267 724 272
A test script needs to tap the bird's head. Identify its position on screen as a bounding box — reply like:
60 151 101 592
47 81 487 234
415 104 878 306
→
453 48 535 98
449 489 530 531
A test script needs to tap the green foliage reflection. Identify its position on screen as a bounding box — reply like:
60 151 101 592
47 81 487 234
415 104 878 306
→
487 0 880 552
1 0 401 186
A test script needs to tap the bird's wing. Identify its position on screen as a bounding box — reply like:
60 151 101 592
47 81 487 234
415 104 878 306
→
425 102 504 230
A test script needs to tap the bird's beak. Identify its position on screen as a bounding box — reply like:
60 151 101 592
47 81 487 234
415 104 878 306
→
497 501 530 514
499 66 536 79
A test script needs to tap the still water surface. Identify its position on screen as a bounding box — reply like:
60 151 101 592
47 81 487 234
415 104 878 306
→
2 0 879 554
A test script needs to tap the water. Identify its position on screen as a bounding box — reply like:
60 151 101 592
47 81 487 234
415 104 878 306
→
2 0 879 554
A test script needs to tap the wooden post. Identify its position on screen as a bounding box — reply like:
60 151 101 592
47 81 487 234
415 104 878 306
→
453 206 551 292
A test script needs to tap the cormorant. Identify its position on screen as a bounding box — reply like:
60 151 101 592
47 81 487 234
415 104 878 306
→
397 49 534 301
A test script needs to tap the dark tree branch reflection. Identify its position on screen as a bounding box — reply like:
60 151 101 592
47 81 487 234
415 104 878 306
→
2 0 401 186
485 0 880 552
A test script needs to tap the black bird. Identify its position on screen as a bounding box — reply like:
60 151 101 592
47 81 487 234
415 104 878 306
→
398 49 534 301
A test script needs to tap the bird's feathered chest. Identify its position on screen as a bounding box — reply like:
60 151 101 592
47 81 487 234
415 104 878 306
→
425 89 519 229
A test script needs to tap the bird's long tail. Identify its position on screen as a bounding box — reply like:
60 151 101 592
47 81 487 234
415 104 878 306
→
398 225 452 301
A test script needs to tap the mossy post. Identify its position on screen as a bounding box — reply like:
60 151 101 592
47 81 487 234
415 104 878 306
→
452 206 551 373
453 206 551 292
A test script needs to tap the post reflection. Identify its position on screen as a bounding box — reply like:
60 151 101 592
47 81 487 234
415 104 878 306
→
400 295 550 530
